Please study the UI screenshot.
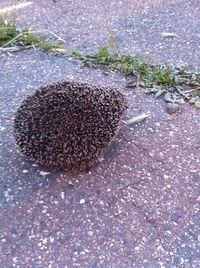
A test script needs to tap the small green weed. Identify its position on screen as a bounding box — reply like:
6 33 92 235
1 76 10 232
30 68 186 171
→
21 32 40 45
68 40 200 108
95 45 111 63
143 66 176 87
153 68 175 85
40 40 64 51
69 49 83 58
0 19 41 47
0 18 64 51
0 19 18 46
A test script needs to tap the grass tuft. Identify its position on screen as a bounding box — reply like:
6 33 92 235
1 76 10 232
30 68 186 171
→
68 41 200 108
0 19 64 51
0 19 18 46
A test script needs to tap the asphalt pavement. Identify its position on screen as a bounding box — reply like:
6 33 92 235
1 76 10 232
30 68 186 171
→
0 1 199 267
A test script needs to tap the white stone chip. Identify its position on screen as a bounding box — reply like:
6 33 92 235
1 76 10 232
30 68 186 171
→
40 171 50 176
61 192 65 200
79 199 86 204
88 231 94 237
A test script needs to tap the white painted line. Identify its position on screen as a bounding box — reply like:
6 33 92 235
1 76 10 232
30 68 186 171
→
0 2 33 14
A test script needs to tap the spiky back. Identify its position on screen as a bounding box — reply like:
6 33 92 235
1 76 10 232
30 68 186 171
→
13 80 127 170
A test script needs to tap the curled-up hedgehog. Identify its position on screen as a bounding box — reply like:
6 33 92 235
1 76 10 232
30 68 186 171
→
13 80 127 171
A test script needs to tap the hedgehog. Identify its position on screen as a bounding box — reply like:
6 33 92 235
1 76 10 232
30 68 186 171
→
13 80 127 171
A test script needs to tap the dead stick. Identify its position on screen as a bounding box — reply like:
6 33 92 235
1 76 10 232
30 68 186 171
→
124 113 150 126
0 45 38 52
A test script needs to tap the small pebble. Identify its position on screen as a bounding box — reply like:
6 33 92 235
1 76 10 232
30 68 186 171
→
166 103 180 114
155 122 160 127
60 192 65 200
149 151 155 157
80 199 86 204
40 171 50 176
88 231 94 237
13 257 18 263
50 237 54 243
135 246 140 251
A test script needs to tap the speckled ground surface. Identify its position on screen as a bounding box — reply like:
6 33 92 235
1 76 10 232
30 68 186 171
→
0 1 200 267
